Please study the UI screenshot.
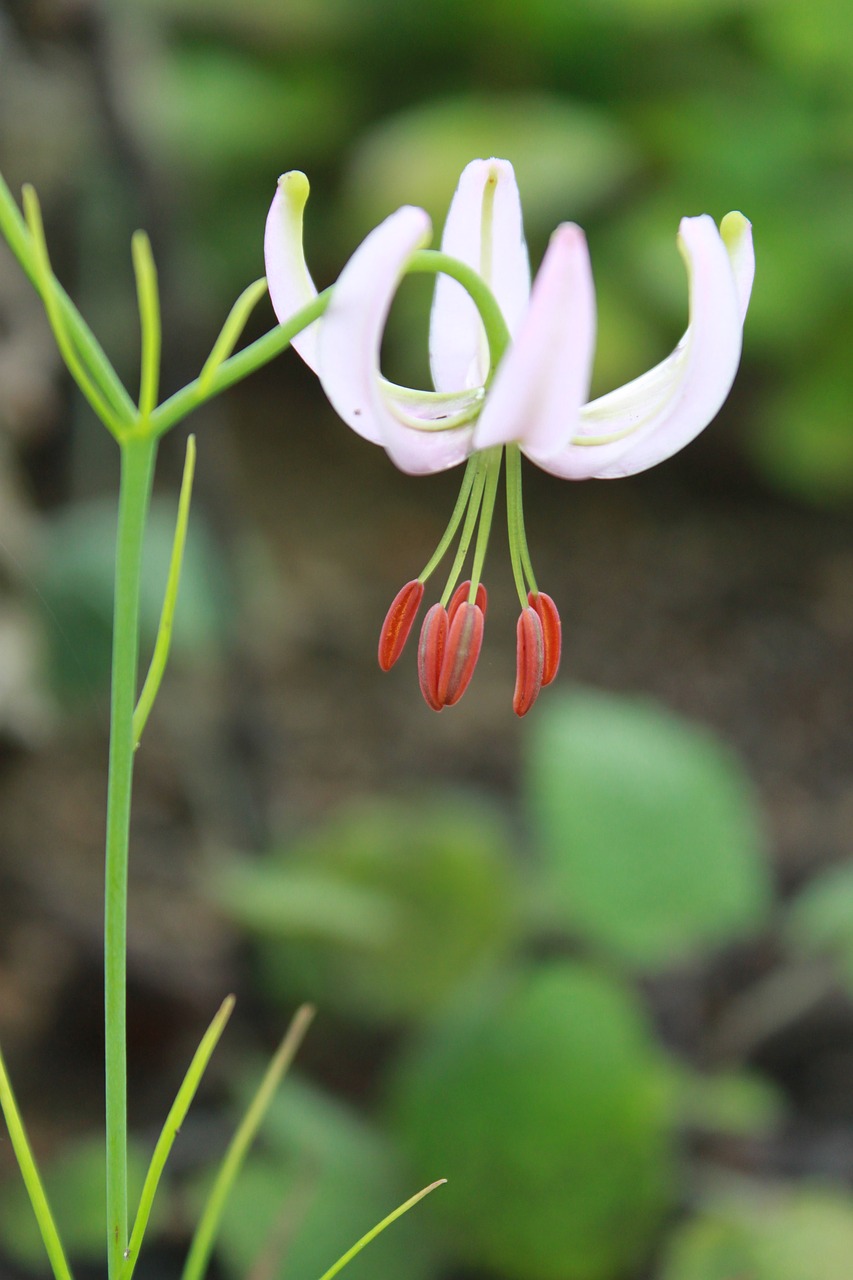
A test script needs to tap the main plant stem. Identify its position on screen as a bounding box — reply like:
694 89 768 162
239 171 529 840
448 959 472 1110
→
104 432 157 1280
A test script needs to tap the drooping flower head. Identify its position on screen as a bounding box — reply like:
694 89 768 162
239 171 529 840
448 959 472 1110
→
265 160 754 714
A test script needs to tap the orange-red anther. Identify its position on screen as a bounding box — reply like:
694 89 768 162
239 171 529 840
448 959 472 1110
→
418 603 448 711
513 606 545 717
447 580 488 623
378 579 425 670
528 591 562 686
438 601 485 707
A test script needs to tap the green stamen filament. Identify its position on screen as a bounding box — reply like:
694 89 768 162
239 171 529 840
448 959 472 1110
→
439 460 488 608
467 447 502 603
418 457 477 583
506 445 538 607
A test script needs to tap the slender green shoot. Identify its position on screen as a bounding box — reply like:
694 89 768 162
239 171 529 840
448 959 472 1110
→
150 291 331 439
132 231 161 421
0 174 136 426
316 1180 447 1280
119 996 236 1280
21 185 127 439
198 278 270 397
0 1043 75 1280
181 1004 316 1280
133 434 197 747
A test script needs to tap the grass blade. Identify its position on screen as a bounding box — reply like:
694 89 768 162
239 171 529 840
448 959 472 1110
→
316 1180 447 1280
133 433 196 747
119 995 236 1280
181 1004 315 1280
0 1042 75 1280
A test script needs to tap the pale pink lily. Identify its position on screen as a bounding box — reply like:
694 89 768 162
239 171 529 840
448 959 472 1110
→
264 160 754 714
265 159 753 478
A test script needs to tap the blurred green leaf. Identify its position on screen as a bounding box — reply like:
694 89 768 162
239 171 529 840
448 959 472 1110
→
0 1136 156 1265
132 46 356 174
527 689 771 970
785 861 853 989
666 1065 784 1138
344 94 637 240
224 794 521 1024
390 962 674 1280
208 1077 439 1280
748 324 853 504
660 1187 853 1280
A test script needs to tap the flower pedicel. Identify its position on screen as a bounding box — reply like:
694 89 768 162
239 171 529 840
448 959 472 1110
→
264 159 754 715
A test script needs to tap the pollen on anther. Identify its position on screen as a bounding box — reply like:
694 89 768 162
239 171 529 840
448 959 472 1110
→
514 606 545 717
438 601 485 707
418 603 448 711
378 580 424 670
528 591 562 686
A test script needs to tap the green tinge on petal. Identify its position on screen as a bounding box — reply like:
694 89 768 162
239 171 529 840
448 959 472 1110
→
264 170 321 371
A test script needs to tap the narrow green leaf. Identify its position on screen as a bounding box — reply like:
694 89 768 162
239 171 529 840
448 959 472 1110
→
22 184 126 439
315 1179 446 1280
0 172 137 426
120 996 236 1280
181 1004 315 1280
132 231 162 420
133 434 197 747
0 1042 75 1280
198 278 270 396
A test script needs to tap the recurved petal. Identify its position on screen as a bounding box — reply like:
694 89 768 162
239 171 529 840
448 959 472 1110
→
319 205 478 470
317 205 429 449
531 213 748 480
720 211 755 321
430 158 531 393
264 171 321 372
472 223 596 456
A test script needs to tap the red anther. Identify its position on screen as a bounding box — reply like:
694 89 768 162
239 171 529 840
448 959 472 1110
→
447 580 488 623
438 602 485 707
513 606 545 717
378 579 424 670
418 603 448 711
528 591 562 686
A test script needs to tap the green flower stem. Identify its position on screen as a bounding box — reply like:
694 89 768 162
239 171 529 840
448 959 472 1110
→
316 1180 446 1280
149 291 331 439
120 995 236 1280
105 432 158 1280
181 1004 316 1280
132 232 161 421
133 434 196 747
407 250 511 381
0 1043 75 1280
151 246 509 440
198 278 270 396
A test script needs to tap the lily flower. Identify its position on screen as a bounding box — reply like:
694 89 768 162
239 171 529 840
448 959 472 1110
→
264 160 754 714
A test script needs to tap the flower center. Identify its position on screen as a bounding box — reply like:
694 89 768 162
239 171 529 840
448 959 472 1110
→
377 443 562 716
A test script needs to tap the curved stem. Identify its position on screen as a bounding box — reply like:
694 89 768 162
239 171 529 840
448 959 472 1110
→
406 249 511 381
105 434 158 1278
149 291 331 438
